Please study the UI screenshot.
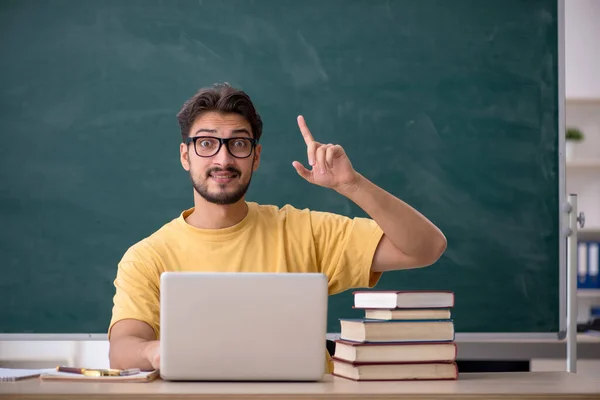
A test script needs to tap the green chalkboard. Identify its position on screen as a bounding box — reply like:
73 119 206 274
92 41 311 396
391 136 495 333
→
0 0 561 335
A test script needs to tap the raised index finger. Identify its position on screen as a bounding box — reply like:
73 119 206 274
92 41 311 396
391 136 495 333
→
297 115 314 145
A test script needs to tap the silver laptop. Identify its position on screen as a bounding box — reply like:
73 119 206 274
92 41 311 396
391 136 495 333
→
159 272 328 381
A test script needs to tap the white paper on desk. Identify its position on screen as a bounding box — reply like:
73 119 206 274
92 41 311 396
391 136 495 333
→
0 368 55 382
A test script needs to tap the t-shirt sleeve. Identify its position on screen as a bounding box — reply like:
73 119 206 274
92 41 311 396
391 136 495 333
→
310 210 385 295
108 246 162 340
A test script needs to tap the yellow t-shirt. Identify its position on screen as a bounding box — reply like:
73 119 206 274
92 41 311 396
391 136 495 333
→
109 202 384 373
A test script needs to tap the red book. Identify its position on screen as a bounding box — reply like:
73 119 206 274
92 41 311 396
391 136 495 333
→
332 358 458 381
360 308 451 320
333 339 457 363
339 319 455 343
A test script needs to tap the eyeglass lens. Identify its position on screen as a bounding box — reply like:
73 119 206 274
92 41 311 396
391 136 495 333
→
195 137 253 158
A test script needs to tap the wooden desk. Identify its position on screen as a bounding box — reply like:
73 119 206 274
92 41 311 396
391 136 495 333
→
1 372 600 400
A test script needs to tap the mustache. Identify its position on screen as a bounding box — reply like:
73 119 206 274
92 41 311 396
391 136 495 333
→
206 166 241 178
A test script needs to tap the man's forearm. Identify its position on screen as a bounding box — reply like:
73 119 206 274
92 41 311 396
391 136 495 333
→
338 173 446 264
109 337 158 370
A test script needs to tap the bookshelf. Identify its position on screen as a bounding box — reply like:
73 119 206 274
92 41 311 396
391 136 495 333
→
578 289 600 300
567 98 600 315
566 98 600 104
577 230 600 302
566 97 600 232
579 228 600 242
566 160 600 169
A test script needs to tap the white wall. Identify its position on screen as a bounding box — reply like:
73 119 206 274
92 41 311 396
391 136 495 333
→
0 340 110 369
2 0 600 370
566 101 600 228
565 0 600 99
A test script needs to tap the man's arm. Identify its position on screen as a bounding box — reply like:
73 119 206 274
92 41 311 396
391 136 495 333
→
292 115 447 272
108 319 160 370
337 174 446 272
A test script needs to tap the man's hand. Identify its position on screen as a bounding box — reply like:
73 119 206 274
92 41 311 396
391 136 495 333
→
145 341 160 370
290 115 446 272
292 115 360 194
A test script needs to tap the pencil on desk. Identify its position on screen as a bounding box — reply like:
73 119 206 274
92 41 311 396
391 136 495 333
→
56 366 86 375
55 366 140 377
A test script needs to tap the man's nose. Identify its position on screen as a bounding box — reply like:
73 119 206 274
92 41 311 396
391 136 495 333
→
212 142 234 164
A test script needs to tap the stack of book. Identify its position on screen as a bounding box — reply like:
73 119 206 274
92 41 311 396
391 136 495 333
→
332 290 458 381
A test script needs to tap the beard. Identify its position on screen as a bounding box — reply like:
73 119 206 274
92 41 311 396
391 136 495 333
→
191 166 252 205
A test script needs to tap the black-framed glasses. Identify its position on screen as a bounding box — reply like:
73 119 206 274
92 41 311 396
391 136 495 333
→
185 136 258 159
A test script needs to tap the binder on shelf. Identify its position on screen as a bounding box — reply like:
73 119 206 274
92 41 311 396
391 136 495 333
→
578 241 600 289
578 242 588 285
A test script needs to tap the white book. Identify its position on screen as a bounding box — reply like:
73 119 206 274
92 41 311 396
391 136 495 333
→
353 291 454 309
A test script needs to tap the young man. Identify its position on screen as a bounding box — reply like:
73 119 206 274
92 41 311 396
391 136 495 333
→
108 83 447 371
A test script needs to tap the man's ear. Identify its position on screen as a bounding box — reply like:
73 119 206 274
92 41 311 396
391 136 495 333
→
180 142 190 171
252 144 262 171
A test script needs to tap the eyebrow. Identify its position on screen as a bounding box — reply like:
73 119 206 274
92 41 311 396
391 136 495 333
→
194 128 251 137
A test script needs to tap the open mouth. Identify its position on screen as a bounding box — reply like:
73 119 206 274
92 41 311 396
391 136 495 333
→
208 171 239 184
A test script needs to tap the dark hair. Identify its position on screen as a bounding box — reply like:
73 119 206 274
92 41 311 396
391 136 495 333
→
176 83 263 142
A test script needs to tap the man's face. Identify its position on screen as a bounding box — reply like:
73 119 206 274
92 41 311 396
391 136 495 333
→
180 112 261 205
